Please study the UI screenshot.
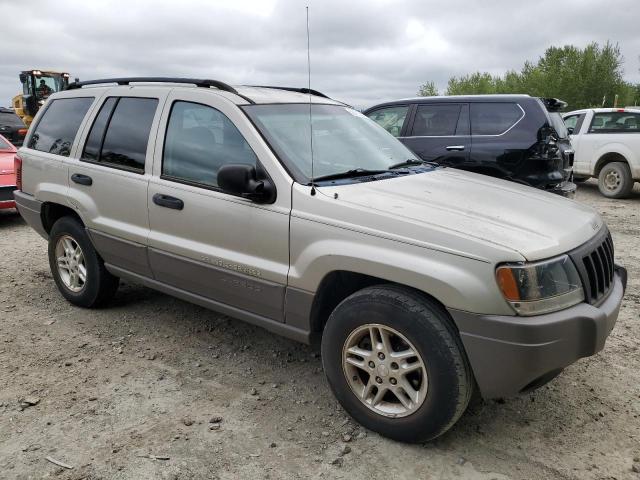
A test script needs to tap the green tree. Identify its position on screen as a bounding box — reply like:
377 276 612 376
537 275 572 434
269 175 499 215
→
418 81 439 96
433 41 639 110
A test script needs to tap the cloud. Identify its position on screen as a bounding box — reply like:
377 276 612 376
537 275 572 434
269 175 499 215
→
1 0 639 109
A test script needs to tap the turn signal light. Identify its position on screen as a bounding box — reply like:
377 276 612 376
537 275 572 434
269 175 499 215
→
496 267 520 301
18 128 27 136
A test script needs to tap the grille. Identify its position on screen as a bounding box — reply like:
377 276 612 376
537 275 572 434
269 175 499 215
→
573 230 615 305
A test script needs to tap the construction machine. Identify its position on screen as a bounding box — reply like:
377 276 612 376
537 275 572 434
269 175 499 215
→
12 70 71 126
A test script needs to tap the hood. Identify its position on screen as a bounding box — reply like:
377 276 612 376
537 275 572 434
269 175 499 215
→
318 168 602 262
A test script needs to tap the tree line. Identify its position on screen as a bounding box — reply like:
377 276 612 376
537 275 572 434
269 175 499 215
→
419 42 640 110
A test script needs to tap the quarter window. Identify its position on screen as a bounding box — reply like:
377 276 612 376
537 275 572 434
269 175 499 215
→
366 106 409 137
162 101 257 188
28 97 94 156
411 104 461 136
82 97 158 172
470 103 522 135
589 112 640 133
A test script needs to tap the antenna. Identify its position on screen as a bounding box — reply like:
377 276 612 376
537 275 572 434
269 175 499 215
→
306 6 316 196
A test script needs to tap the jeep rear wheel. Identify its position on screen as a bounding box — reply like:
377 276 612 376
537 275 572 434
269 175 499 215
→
321 285 473 443
598 161 634 198
48 216 119 307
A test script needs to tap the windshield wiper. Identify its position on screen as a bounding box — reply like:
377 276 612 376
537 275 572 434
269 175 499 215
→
311 168 390 183
389 158 425 169
389 158 442 169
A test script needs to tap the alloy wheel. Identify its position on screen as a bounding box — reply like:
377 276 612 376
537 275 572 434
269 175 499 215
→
342 323 428 417
55 235 87 292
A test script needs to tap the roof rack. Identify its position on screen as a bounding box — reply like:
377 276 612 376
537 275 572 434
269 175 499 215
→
249 85 331 99
65 77 255 104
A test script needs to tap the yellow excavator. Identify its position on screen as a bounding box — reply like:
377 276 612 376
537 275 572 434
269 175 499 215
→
12 70 71 126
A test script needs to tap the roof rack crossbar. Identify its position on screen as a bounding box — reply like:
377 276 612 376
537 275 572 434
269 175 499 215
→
65 77 255 104
250 85 330 99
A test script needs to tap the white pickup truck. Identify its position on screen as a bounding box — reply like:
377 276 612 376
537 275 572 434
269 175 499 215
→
563 108 640 198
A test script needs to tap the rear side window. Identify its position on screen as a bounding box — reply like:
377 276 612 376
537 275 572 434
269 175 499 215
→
411 104 461 136
589 112 640 133
366 106 409 137
470 103 522 135
28 97 94 156
162 101 257 188
82 97 158 172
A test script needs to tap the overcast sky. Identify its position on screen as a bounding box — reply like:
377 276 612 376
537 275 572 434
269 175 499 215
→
1 0 639 109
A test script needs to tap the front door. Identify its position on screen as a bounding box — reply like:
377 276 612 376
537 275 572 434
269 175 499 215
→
147 90 291 321
399 103 470 167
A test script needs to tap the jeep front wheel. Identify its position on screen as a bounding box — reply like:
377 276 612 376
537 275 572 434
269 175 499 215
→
321 285 473 442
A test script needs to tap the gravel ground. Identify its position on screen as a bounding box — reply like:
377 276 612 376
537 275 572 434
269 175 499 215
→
0 179 639 480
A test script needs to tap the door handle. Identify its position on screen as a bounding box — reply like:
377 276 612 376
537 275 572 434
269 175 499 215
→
71 173 92 186
445 145 465 151
153 193 184 210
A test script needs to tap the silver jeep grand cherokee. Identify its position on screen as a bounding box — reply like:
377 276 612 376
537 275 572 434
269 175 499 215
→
14 78 626 442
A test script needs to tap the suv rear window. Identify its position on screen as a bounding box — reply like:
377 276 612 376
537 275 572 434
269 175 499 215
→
470 103 522 135
82 97 158 172
28 97 94 156
547 112 568 138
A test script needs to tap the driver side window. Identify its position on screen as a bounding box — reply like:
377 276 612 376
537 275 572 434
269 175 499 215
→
366 105 409 137
162 101 257 188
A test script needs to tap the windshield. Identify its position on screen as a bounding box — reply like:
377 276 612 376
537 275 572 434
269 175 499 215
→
547 111 568 139
0 136 12 150
243 104 419 183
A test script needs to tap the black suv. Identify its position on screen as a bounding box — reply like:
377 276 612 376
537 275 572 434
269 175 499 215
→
0 107 27 146
364 95 576 196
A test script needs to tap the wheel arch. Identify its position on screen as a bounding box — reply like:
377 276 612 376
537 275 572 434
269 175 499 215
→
594 151 629 177
308 270 455 338
41 202 84 234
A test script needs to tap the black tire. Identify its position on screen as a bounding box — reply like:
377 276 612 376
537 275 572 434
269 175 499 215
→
598 161 634 198
321 285 473 443
48 216 119 307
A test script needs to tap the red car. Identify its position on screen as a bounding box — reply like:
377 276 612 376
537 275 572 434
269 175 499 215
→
0 134 17 210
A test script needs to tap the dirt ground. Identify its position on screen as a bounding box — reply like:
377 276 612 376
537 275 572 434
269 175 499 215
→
0 179 638 480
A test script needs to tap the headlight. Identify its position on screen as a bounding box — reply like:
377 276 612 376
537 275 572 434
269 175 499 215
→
496 255 584 316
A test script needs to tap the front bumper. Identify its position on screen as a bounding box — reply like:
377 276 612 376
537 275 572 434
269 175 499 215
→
449 266 627 398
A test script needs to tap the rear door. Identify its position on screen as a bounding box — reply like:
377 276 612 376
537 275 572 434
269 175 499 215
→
146 90 290 321
399 103 470 166
468 102 525 175
67 88 166 276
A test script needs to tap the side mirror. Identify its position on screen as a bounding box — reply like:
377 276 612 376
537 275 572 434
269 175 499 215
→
217 164 275 203
567 127 574 135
